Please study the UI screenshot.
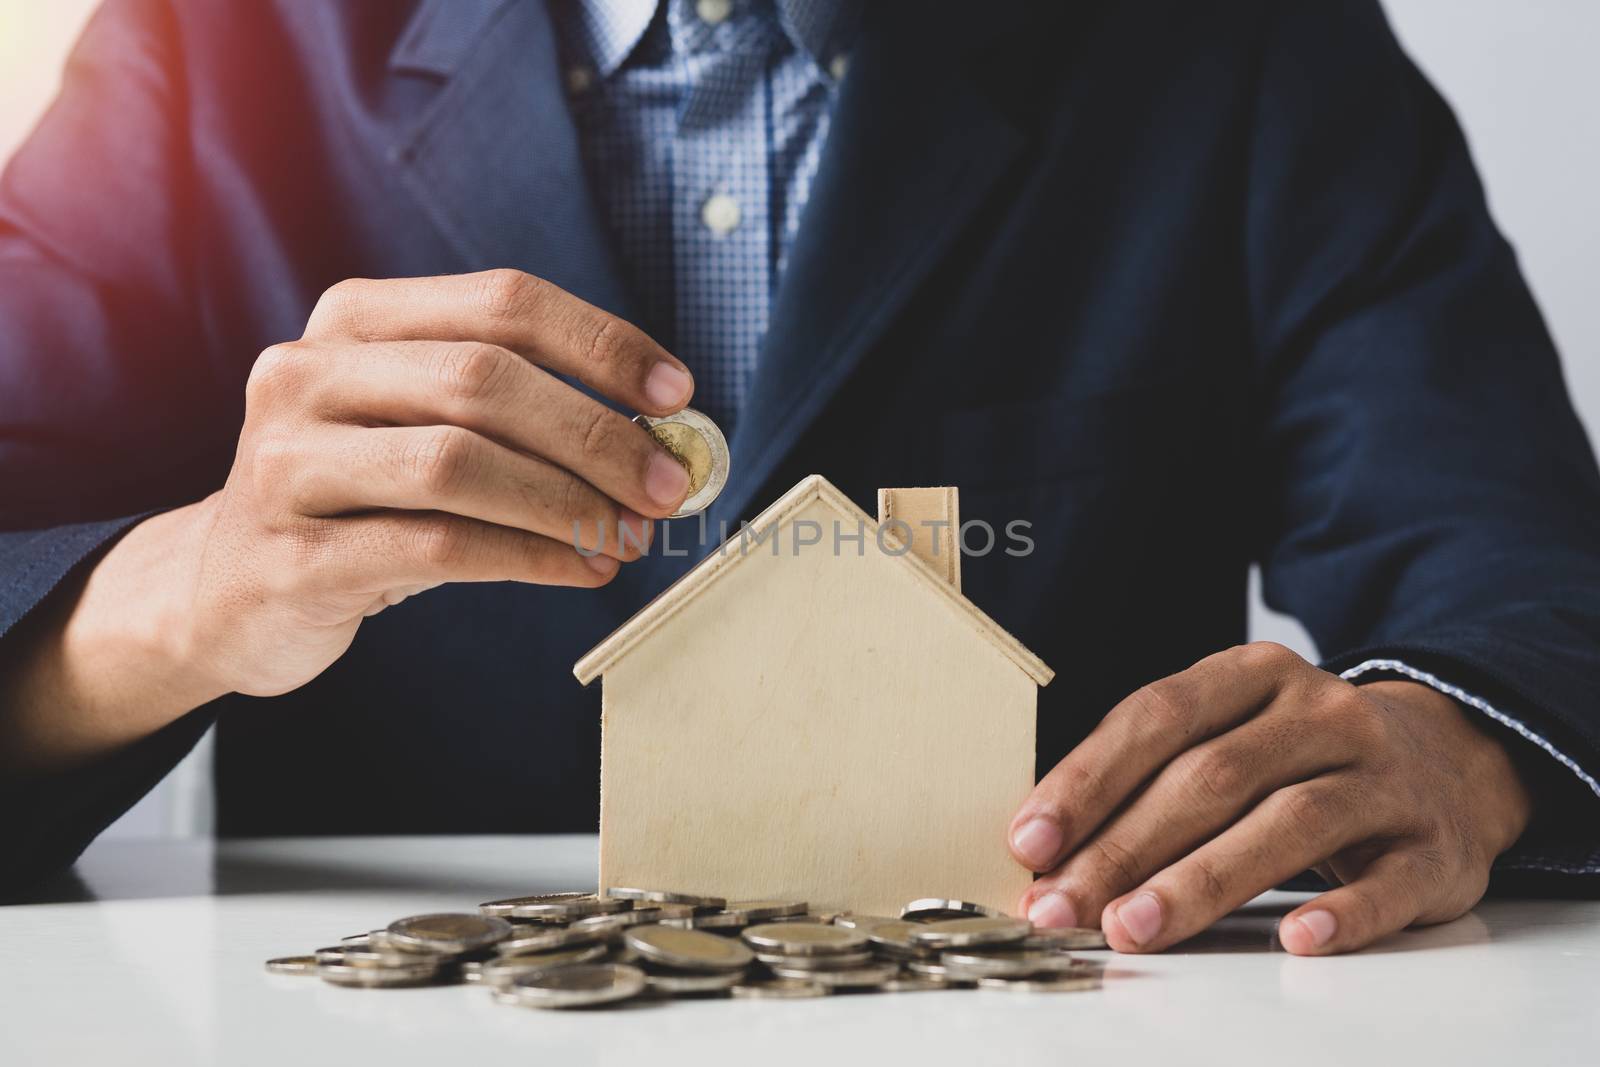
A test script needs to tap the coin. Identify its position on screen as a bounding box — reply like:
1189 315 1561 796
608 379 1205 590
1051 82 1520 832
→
386 913 512 954
866 921 936 959
501 894 628 922
732 979 828 999
607 887 726 909
726 900 808 920
754 950 875 971
264 955 319 976
498 922 613 955
1019 926 1109 951
742 923 868 956
880 976 953 993
832 914 897 930
663 910 747 931
900 898 1000 922
642 967 745 995
481 945 610 986
631 408 729 517
908 916 1030 949
318 959 439 988
479 892 593 918
506 963 648 1009
461 961 484 983
315 944 424 968
626 925 753 971
975 974 1102 993
904 960 973 983
768 962 899 988
939 949 1087 980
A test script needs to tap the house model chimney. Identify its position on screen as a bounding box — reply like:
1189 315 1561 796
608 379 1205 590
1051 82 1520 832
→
877 486 961 592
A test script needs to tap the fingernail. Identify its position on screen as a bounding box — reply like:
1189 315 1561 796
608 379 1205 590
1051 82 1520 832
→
617 508 653 551
645 452 690 507
1115 893 1163 946
1292 909 1338 949
1027 893 1077 929
584 552 618 576
644 363 692 409
1011 817 1064 870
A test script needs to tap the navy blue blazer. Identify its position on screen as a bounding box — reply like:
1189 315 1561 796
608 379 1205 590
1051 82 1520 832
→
3 0 1599 894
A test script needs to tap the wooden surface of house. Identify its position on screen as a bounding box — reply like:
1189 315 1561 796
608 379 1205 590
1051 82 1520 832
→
574 475 1053 917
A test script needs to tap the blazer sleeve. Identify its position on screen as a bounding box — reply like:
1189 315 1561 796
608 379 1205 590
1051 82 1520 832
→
1245 1 1600 889
0 0 219 894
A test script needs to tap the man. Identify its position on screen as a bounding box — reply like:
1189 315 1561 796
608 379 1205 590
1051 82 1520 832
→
2 0 1597 955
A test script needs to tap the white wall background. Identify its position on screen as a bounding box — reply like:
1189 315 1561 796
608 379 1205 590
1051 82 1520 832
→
2 1 1596 838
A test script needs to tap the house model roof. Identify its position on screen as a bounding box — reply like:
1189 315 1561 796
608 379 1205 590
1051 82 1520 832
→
573 474 1054 687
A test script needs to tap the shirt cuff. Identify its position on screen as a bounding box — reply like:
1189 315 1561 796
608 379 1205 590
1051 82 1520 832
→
1339 656 1600 878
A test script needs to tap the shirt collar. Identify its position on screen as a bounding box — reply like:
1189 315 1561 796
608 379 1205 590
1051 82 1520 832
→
560 0 856 81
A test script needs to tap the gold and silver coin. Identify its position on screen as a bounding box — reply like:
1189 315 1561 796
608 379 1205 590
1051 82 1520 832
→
741 922 868 956
768 961 899 988
264 955 319 976
1019 926 1109 950
481 945 610 986
606 887 726 909
505 963 648 1009
900 898 1000 922
625 925 753 971
908 916 1030 949
632 408 729 517
732 979 828 999
642 967 746 994
938 949 1087 980
385 913 511 954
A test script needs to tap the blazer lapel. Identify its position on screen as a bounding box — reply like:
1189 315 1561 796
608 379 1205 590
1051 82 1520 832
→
386 0 633 318
712 13 1025 528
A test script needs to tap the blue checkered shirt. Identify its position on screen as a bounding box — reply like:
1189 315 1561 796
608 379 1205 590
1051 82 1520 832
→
549 0 859 434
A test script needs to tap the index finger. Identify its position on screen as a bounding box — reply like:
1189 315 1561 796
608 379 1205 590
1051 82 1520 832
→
1008 642 1308 874
302 270 694 416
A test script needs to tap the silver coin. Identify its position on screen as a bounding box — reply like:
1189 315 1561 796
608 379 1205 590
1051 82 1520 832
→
315 944 425 968
479 892 594 918
339 931 375 944
606 887 726 909
900 898 1000 922
461 961 484 983
880 976 953 993
755 950 875 971
726 900 808 921
643 967 745 995
732 979 828 999
866 921 936 959
625 925 753 971
975 974 1102 993
1019 926 1109 951
904 960 974 984
742 922 868 956
939 949 1087 980
264 955 319 976
630 408 729 518
482 945 610 986
385 913 512 955
497 922 612 956
909 916 1031 949
510 894 629 922
832 914 897 930
506 963 647 1009
671 910 748 931
570 910 657 933
318 959 438 988
769 962 899 988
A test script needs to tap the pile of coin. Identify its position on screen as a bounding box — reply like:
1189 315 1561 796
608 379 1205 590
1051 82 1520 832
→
265 889 1109 1009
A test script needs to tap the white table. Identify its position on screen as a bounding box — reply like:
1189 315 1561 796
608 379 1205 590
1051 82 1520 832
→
4 835 1595 1066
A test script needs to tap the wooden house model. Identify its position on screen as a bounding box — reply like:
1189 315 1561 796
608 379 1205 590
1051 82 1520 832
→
574 475 1054 917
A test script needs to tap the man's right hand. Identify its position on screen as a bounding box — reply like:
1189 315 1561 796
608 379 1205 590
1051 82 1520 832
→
1 271 695 770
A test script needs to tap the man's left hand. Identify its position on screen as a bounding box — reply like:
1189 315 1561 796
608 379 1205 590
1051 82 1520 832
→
1009 642 1534 955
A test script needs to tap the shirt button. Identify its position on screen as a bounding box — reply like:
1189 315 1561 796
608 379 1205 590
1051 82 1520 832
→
696 0 732 25
829 53 850 80
701 193 741 235
566 66 594 94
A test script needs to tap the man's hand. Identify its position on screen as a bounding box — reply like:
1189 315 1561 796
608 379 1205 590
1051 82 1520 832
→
2 271 696 770
1008 642 1534 955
